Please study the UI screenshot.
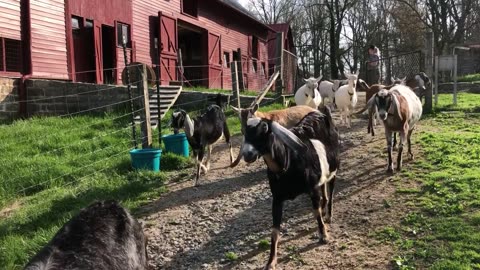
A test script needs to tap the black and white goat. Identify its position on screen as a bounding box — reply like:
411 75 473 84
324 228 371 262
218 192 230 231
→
24 200 147 270
171 105 234 186
241 108 340 270
367 85 423 173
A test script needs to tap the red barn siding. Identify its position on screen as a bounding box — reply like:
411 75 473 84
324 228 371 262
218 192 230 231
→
132 0 271 90
0 0 21 40
69 0 132 26
30 0 68 79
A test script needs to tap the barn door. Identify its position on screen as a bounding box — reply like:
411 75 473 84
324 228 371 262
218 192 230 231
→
207 32 222 89
158 12 177 85
94 21 103 84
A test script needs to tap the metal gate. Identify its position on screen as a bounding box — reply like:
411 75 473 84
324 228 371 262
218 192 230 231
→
366 50 424 85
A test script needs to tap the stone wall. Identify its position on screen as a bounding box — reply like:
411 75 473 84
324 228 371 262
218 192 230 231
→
0 78 20 119
25 79 139 117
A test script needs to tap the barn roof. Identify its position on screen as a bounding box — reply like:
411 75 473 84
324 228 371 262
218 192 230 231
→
217 0 274 31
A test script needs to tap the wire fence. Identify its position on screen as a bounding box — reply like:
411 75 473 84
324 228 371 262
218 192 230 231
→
0 49 293 208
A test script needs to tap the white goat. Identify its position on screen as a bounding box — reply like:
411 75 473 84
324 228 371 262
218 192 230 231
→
294 76 322 109
334 71 359 128
318 79 344 109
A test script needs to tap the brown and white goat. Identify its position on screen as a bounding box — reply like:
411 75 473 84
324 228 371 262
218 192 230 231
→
24 200 148 270
368 85 423 172
230 104 316 167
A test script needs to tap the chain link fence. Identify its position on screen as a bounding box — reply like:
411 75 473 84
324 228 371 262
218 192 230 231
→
366 51 424 85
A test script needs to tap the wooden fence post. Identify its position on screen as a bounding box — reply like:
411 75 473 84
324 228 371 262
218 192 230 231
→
138 64 152 148
274 32 284 96
237 48 245 91
231 61 241 109
177 48 184 87
424 31 434 113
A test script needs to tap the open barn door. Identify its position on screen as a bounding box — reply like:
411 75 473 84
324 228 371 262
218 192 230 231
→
207 32 222 89
158 12 177 85
94 21 103 84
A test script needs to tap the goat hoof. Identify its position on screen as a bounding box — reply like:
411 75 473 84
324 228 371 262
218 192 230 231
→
408 154 415 160
324 215 332 224
319 233 330 244
264 264 276 270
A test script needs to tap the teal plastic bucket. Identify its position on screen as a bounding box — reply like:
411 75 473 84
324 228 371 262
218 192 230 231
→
129 148 162 171
162 133 190 157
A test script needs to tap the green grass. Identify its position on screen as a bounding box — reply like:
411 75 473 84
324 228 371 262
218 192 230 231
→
390 93 480 269
434 92 480 113
0 99 286 269
0 111 193 269
458 73 480 83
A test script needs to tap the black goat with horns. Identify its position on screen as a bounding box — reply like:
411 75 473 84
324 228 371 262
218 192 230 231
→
240 107 340 270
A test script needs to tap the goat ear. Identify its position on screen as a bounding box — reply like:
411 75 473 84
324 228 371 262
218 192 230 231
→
315 75 323 83
391 77 395 83
388 93 403 121
303 78 308 83
401 76 407 81
231 106 240 114
355 70 359 76
251 103 259 113
270 121 307 153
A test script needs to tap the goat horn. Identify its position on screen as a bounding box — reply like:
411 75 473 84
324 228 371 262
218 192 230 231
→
270 121 307 153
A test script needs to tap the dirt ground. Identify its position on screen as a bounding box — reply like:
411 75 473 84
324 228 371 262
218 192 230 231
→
138 92 411 270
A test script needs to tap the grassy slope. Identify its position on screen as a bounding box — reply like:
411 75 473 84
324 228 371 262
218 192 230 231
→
458 73 480 83
0 102 282 269
381 93 480 269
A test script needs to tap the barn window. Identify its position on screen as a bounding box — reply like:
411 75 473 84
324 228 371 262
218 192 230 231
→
0 37 22 73
251 36 259 59
117 22 131 48
252 59 258 73
182 0 198 17
71 17 81 30
223 51 230 68
261 62 266 77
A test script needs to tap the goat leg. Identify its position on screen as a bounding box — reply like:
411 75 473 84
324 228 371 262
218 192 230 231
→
312 187 330 244
205 145 212 171
397 131 407 171
386 130 394 173
265 199 283 270
325 176 336 224
194 149 206 186
407 129 414 160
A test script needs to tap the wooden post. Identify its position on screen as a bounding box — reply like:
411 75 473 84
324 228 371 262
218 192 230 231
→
237 48 245 91
274 32 284 95
177 48 184 87
453 54 458 105
138 64 153 148
434 55 439 106
424 31 434 113
231 61 241 109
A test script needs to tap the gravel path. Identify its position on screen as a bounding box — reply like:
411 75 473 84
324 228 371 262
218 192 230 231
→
138 92 411 270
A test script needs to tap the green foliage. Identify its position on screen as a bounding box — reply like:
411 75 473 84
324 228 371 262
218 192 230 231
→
457 73 480 83
391 93 480 269
224 251 239 261
258 239 270 250
0 113 173 269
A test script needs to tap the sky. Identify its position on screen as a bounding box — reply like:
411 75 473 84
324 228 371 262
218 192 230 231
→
237 0 248 8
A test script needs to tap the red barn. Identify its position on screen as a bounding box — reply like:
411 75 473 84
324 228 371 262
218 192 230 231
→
0 0 295 91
